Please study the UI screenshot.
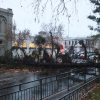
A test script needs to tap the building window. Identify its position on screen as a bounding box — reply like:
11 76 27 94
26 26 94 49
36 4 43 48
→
0 20 1 32
1 19 6 33
65 41 66 45
72 41 74 45
69 41 70 45
75 41 77 44
0 40 2 44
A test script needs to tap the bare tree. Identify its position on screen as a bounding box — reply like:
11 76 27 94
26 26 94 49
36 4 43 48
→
41 23 64 36
19 0 78 22
41 23 64 58
12 29 31 59
16 29 30 47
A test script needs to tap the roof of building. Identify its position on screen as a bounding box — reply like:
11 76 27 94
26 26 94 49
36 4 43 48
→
0 8 13 15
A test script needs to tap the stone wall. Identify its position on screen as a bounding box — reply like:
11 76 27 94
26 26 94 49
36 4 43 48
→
0 8 13 56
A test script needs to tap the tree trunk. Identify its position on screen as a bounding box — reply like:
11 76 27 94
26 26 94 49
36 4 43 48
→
50 32 54 58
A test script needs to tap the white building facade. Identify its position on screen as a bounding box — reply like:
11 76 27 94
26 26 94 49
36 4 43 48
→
64 37 94 52
93 38 100 53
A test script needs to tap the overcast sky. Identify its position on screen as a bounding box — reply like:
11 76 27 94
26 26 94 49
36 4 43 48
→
0 0 97 37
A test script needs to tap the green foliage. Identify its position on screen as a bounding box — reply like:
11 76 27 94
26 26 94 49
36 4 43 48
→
88 0 100 33
90 0 100 6
34 35 46 45
88 85 100 100
88 15 96 20
92 33 100 40
93 6 100 13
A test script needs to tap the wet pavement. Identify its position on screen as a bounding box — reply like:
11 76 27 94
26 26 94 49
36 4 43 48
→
0 69 39 87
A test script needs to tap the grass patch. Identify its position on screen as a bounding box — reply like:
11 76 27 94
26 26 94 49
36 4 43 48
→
82 84 100 100
81 84 100 100
89 85 100 100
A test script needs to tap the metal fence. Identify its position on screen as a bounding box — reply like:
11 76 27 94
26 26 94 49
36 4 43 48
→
0 68 98 100
59 76 99 100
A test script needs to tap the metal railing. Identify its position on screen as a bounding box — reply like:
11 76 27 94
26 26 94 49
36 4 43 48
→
0 68 84 100
59 76 99 100
0 68 98 100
